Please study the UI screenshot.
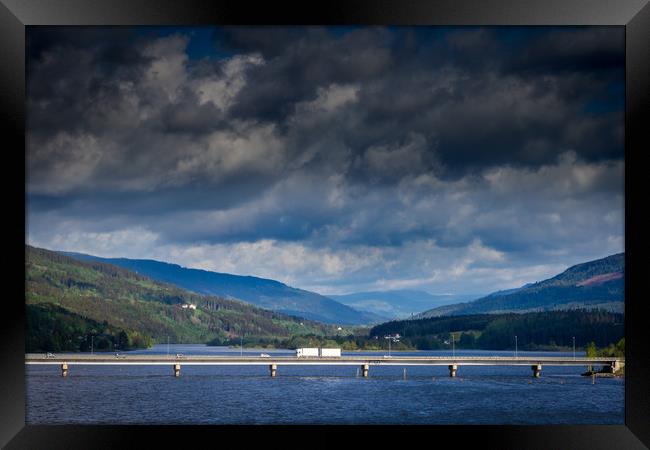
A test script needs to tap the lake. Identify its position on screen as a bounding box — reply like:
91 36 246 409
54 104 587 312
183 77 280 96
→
25 344 624 425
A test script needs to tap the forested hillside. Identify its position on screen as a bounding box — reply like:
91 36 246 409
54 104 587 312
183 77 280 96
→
418 253 624 317
63 252 386 325
26 303 153 352
26 245 336 352
371 310 624 350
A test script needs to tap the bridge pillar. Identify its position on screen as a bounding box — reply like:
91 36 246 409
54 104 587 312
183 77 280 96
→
270 364 277 377
174 364 181 377
608 360 624 374
531 364 542 378
61 363 68 377
361 364 369 378
449 364 457 377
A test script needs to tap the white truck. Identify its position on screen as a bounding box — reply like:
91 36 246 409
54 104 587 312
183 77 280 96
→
319 348 341 357
295 347 342 357
296 347 319 357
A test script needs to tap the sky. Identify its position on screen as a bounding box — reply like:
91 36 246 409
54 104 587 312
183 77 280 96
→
26 26 625 296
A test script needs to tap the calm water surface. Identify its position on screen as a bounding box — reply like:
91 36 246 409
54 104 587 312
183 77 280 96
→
26 345 624 424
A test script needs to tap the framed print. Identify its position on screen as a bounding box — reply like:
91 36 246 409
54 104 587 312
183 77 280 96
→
2 0 649 448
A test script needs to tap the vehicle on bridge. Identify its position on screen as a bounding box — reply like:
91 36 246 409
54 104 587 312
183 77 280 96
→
296 348 319 357
295 347 341 357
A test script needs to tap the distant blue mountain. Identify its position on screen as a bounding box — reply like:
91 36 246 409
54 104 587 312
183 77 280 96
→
329 290 481 319
61 252 389 326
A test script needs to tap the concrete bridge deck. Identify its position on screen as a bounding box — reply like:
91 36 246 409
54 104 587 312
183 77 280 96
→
25 353 624 378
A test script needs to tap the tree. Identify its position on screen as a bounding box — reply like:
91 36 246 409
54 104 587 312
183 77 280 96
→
117 330 129 349
615 338 625 355
585 341 598 357
459 332 476 348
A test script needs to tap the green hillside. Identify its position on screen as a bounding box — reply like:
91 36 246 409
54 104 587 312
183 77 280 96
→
26 303 153 352
418 253 624 317
63 251 386 325
371 310 624 350
25 245 336 352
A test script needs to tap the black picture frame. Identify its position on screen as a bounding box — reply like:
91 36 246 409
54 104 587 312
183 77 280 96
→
2 0 649 448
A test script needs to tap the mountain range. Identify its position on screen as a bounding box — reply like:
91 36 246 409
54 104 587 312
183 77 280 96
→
329 290 480 319
61 250 624 323
416 253 624 318
26 245 337 351
61 252 389 325
26 245 626 353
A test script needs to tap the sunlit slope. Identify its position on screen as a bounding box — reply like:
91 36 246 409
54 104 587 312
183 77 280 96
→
418 253 624 317
26 245 336 349
63 252 387 325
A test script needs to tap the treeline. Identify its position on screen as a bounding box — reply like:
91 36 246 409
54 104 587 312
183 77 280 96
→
586 338 625 358
448 283 624 316
26 303 153 352
370 310 624 350
208 333 415 351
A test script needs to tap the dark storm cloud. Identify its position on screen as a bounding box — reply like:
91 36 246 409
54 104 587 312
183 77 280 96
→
212 26 312 58
27 27 625 189
211 27 623 176
26 26 625 294
158 96 226 134
27 26 139 60
27 29 154 140
507 27 625 74
223 27 394 125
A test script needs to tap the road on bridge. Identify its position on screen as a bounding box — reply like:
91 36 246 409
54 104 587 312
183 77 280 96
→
26 353 624 378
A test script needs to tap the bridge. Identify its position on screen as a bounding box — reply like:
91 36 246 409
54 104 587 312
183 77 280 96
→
25 353 624 378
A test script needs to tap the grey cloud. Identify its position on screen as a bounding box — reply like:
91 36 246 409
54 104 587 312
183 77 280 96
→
226 28 394 126
158 96 226 134
27 27 625 195
26 26 625 294
28 155 623 258
507 27 625 74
